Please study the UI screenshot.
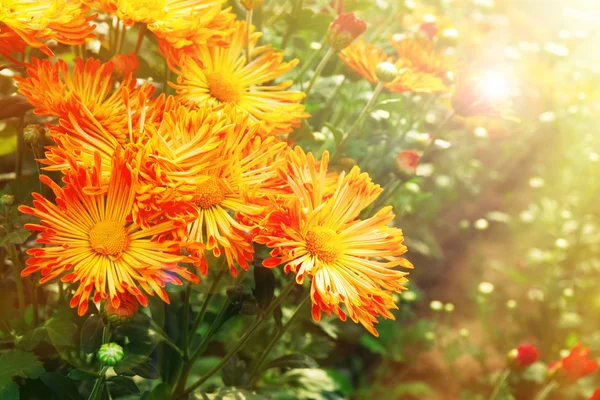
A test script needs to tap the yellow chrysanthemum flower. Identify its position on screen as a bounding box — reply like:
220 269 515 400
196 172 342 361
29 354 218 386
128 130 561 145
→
255 147 413 336
19 149 199 316
144 105 287 275
339 37 453 93
0 0 95 61
170 20 309 137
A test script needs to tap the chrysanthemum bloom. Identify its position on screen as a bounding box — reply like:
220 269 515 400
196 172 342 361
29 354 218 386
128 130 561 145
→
548 343 599 383
339 38 452 93
16 57 167 175
170 20 309 137
590 388 600 400
0 0 95 61
507 343 538 368
255 147 413 336
114 0 234 49
144 106 286 276
19 150 199 316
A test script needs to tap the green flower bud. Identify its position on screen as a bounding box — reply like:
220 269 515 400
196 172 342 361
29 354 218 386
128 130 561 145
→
375 62 399 83
0 194 14 206
23 124 45 146
226 284 245 304
97 342 124 366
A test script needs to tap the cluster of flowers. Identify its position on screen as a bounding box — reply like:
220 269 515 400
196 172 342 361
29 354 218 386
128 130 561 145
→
0 0 442 336
508 343 600 398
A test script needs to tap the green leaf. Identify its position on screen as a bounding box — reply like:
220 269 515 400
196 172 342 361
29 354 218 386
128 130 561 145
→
253 266 275 311
392 381 434 397
106 376 140 397
68 369 100 381
0 381 19 400
115 355 160 379
1 228 31 245
324 123 344 147
14 327 47 351
40 372 84 400
146 383 171 400
193 387 269 400
522 362 548 384
359 334 387 355
265 354 318 371
45 308 76 348
80 314 104 354
0 350 45 395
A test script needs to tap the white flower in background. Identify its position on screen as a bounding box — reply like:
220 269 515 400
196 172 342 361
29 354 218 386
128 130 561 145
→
478 282 494 294
430 300 444 311
474 219 489 230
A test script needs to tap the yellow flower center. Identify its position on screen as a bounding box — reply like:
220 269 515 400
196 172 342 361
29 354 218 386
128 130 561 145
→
194 177 227 209
305 227 343 264
89 220 129 256
206 72 242 103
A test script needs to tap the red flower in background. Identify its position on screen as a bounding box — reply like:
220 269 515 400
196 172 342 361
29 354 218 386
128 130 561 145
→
514 343 538 367
327 13 367 51
590 388 600 400
549 343 599 382
111 52 139 78
419 22 439 41
396 150 421 175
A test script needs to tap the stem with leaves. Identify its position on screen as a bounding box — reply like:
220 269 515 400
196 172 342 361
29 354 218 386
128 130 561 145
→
177 278 298 398
248 294 310 386
88 326 112 400
488 369 510 400
6 244 25 319
304 47 335 99
332 81 385 160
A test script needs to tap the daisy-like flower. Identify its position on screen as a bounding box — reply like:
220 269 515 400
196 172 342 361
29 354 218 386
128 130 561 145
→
19 149 199 316
339 38 452 93
170 20 309 137
0 0 95 61
255 147 413 336
16 57 167 175
112 0 234 49
144 105 287 276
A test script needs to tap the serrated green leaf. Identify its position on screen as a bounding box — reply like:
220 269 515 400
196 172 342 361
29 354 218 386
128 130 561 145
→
360 334 386 355
193 387 269 400
221 355 248 387
147 383 171 400
1 228 31 245
107 376 140 397
45 308 76 348
265 354 318 371
40 372 84 400
14 327 47 351
115 355 160 379
0 350 45 391
68 369 100 381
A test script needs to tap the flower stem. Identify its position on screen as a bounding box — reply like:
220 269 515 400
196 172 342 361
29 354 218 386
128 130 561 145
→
133 23 147 55
293 38 327 82
182 284 192 360
332 81 385 160
187 268 226 349
178 278 298 398
245 9 253 63
488 369 510 400
6 244 25 320
248 294 310 387
534 381 558 400
89 327 112 400
304 47 335 99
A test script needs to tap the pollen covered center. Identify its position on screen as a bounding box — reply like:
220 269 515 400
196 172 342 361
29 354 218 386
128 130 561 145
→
206 72 242 103
306 227 343 264
89 220 129 256
194 176 227 209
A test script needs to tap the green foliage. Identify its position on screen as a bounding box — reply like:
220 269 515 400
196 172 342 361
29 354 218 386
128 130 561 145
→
0 350 45 399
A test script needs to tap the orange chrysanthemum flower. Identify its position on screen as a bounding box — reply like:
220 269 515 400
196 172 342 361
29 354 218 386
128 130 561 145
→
170 20 309 137
339 37 452 93
144 105 286 275
255 147 413 336
111 52 139 78
19 150 199 316
0 0 95 61
16 57 165 175
111 0 234 49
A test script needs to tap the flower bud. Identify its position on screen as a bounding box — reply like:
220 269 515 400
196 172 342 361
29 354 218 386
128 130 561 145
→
444 303 454 313
507 343 538 368
111 52 139 78
375 62 398 83
97 342 124 366
102 293 138 326
327 13 367 51
240 0 264 9
0 194 14 206
418 22 439 41
23 124 45 146
226 284 244 304
430 300 443 311
396 150 421 175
